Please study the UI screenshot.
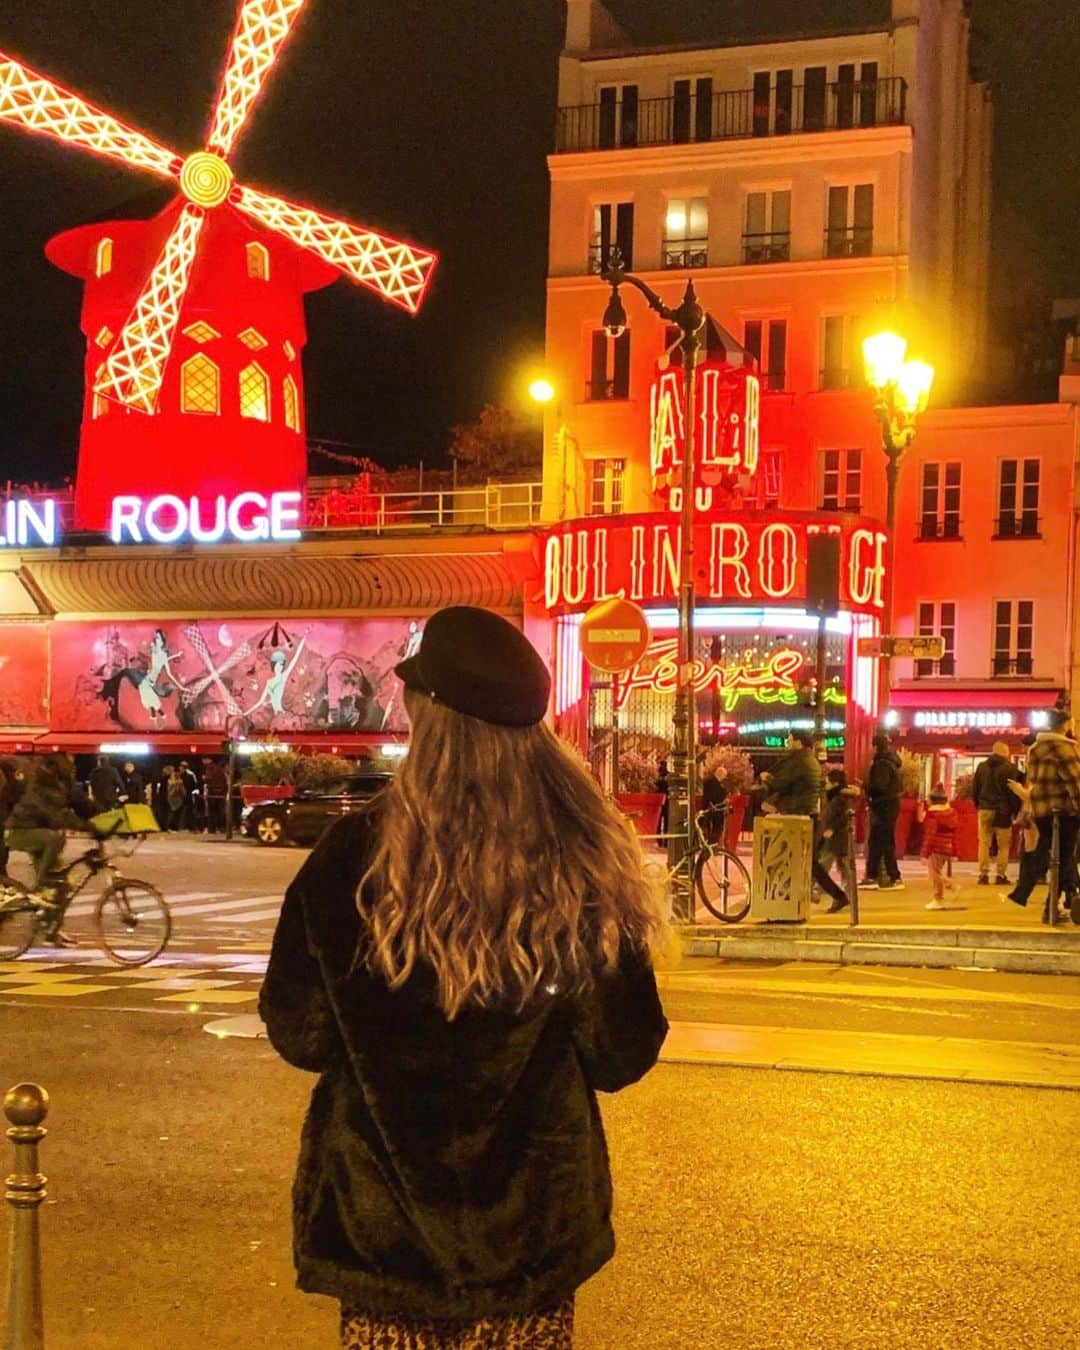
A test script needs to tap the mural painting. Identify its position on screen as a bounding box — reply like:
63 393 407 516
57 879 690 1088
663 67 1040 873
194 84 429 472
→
0 625 49 727
49 619 424 736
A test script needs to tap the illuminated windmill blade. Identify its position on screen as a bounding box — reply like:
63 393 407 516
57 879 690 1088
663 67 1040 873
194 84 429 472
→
94 205 206 414
234 184 437 315
0 53 179 177
206 0 310 159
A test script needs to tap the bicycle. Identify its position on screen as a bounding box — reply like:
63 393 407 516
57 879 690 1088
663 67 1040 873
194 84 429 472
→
661 806 752 924
0 822 171 966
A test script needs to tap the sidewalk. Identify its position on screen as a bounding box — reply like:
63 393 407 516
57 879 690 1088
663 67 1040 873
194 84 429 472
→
679 864 1080 974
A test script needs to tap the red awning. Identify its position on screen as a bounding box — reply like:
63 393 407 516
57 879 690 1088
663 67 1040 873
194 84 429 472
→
887 689 1060 709
23 731 408 757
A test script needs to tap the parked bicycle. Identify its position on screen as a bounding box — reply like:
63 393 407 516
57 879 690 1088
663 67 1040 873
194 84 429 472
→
0 822 171 966
662 805 752 923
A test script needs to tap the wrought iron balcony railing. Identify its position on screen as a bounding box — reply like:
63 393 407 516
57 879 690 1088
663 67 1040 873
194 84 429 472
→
742 232 791 264
662 239 709 269
586 378 629 401
917 518 963 541
555 76 907 153
993 514 1042 540
824 226 874 258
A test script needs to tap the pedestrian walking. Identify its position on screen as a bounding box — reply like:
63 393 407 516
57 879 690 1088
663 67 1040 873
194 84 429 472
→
818 768 859 912
177 760 200 830
973 741 1021 885
921 785 959 911
89 755 123 812
152 765 172 830
202 758 227 833
763 731 850 910
655 758 670 837
5 754 93 944
861 733 904 890
1005 709 1080 923
261 606 668 1349
164 766 187 832
700 757 728 844
0 756 25 874
120 760 146 807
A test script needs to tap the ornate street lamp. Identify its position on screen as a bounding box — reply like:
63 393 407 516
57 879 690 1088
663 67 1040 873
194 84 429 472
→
601 249 705 901
863 329 935 705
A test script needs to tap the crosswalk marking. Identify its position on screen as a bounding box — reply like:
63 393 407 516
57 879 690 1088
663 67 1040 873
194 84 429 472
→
66 890 220 917
169 894 280 918
206 905 282 924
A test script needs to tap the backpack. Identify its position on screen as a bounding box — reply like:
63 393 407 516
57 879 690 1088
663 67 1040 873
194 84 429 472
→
167 777 186 810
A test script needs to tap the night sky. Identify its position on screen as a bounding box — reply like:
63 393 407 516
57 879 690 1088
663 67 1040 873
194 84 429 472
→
0 1 1076 483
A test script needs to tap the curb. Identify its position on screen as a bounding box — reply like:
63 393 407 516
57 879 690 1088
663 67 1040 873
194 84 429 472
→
678 925 1080 975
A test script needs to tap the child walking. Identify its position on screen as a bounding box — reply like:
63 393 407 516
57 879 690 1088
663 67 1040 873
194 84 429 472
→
921 784 958 910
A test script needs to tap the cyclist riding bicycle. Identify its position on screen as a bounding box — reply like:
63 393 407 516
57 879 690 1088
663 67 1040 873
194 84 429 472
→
5 754 94 946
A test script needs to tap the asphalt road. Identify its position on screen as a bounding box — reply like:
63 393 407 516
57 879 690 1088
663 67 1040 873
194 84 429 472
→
1 1006 1077 1350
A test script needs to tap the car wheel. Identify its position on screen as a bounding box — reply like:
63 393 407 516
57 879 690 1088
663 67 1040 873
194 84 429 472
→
255 813 286 847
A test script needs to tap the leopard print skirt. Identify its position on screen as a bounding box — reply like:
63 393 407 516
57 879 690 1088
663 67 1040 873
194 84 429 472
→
339 1297 575 1349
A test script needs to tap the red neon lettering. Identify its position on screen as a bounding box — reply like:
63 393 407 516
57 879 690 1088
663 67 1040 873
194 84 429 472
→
614 641 842 713
848 529 886 609
709 522 752 599
759 523 798 598
651 525 679 597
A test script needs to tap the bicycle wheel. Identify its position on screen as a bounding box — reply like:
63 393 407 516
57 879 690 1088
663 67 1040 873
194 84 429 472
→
95 881 171 966
695 847 752 923
0 879 37 960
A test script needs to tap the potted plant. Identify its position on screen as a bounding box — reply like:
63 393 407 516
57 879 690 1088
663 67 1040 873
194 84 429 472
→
895 750 923 857
951 771 978 862
239 750 300 807
616 748 664 837
700 744 754 850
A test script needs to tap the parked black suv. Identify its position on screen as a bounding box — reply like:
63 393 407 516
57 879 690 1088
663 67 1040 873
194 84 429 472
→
243 773 392 847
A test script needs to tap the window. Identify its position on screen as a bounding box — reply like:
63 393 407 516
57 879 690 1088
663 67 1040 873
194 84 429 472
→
95 237 113 277
802 66 827 132
996 459 1041 538
239 362 270 421
743 189 790 263
919 462 962 539
743 319 787 391
283 374 300 433
283 339 296 361
94 326 113 349
820 449 862 511
663 198 708 269
588 459 625 515
238 327 269 351
826 184 874 257
993 601 1034 676
598 84 638 148
753 449 783 508
183 321 220 344
819 314 862 389
246 241 270 280
589 202 634 274
92 392 109 420
836 61 880 129
672 77 713 142
588 330 630 401
752 70 793 136
915 602 957 677
180 354 220 415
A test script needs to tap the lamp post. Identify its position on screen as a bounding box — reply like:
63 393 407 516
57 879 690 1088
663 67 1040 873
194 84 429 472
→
601 250 705 904
862 331 935 712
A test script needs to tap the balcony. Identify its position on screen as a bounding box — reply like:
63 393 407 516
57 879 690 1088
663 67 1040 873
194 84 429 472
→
662 239 709 269
586 378 628 401
824 226 873 259
993 514 1042 540
742 231 790 264
917 518 963 542
555 77 907 153
818 366 857 391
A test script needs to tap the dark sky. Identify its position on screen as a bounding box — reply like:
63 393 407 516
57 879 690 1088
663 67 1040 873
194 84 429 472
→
0 1 1076 483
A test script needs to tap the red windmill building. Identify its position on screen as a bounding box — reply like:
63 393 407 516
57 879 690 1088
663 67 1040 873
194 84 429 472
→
0 0 437 531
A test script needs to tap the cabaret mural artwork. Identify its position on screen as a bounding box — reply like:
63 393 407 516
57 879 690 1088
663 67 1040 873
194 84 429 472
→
49 618 423 736
0 625 49 727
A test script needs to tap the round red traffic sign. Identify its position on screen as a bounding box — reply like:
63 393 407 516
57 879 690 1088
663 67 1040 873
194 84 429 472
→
580 597 651 674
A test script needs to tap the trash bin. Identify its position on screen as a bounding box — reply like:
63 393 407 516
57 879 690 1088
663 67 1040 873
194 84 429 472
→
751 814 814 922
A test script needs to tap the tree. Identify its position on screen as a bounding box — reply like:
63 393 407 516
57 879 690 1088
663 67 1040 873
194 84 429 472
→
447 403 540 482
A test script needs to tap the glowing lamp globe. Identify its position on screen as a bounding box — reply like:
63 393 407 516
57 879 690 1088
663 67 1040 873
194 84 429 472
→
528 378 556 405
895 359 935 417
862 331 908 391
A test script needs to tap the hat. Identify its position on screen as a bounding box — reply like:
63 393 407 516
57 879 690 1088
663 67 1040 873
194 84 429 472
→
929 783 947 803
395 606 551 727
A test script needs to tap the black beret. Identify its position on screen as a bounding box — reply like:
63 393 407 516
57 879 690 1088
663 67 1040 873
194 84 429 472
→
395 606 551 727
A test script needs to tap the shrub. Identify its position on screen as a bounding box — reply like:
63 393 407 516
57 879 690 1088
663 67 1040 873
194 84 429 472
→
953 772 975 801
700 744 754 796
617 748 659 794
294 754 358 792
240 751 300 787
898 750 923 798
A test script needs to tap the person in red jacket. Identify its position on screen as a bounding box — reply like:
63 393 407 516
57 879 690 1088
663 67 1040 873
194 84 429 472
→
921 784 959 911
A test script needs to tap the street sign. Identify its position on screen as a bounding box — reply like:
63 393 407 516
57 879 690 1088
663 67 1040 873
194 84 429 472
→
857 634 946 660
580 597 651 673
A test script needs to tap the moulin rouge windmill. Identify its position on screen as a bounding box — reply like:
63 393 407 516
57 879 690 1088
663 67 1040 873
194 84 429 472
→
0 0 437 530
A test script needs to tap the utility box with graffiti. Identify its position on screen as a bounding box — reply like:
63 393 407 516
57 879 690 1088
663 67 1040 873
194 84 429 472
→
750 814 813 922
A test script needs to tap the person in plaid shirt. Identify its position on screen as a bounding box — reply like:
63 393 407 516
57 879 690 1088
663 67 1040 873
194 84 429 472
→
1006 710 1080 923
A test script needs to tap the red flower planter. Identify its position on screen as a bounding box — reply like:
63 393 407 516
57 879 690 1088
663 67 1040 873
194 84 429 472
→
895 796 919 857
952 798 978 862
725 793 749 851
616 791 665 837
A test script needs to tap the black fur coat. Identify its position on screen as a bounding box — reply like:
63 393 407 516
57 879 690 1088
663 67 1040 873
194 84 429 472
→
259 808 668 1321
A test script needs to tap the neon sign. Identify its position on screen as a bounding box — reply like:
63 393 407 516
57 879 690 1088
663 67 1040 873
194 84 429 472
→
0 498 58 548
110 491 303 544
613 640 848 713
650 358 760 509
543 513 887 616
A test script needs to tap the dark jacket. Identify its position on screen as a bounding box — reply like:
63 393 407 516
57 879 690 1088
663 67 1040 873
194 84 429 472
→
121 770 146 805
766 747 822 817
8 761 93 831
864 750 902 810
820 786 854 856
260 809 668 1321
972 754 1020 825
90 762 123 810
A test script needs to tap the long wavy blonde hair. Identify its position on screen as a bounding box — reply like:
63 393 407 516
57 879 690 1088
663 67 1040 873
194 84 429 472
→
359 690 665 1019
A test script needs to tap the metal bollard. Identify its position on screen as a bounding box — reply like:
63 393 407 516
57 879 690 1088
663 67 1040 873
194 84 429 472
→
1048 814 1061 929
4 1084 48 1350
845 803 859 927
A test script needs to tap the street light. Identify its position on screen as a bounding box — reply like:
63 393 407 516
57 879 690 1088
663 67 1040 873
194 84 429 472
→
862 328 935 708
528 377 556 405
601 248 705 905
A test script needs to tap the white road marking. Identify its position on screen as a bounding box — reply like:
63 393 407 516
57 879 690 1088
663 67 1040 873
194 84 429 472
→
205 905 282 924
167 894 281 918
